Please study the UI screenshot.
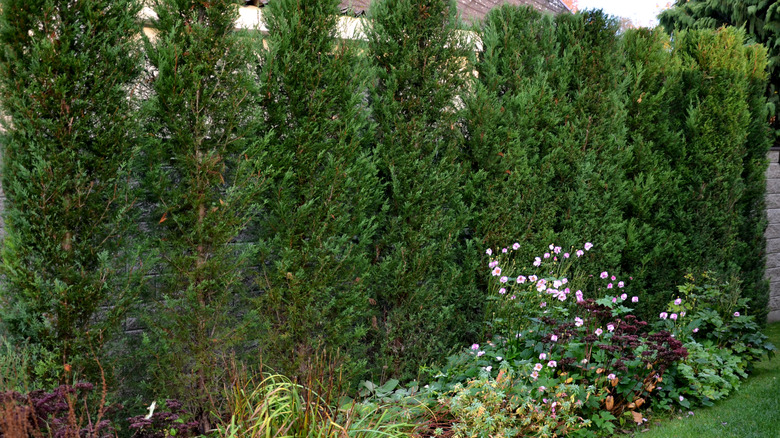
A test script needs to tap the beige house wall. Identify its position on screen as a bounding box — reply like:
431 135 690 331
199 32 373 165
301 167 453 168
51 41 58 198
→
141 5 482 49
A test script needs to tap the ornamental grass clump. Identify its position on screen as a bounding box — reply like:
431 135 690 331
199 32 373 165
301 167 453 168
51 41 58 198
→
218 372 414 438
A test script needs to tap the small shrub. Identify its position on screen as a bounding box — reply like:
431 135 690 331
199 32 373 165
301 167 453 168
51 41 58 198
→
658 273 776 364
676 340 746 404
482 241 632 336
445 364 592 438
433 241 693 436
653 273 777 406
507 303 688 419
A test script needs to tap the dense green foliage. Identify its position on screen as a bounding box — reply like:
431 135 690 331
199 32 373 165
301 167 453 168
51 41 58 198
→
0 0 144 384
670 28 771 321
467 8 631 291
365 0 481 379
619 27 688 319
470 7 770 321
659 0 780 143
369 251 774 438
642 322 780 438
139 0 265 426
0 4 773 434
255 0 382 381
619 24 770 319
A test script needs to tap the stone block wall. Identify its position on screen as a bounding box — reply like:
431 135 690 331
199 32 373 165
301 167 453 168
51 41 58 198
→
766 149 780 322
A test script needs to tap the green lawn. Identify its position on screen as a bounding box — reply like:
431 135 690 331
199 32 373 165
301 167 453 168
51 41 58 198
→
640 322 780 438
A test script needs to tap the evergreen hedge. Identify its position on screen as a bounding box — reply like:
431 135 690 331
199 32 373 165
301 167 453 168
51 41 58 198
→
255 0 382 381
659 0 780 143
469 7 633 314
140 0 265 424
366 0 481 379
670 28 770 320
469 6 769 322
0 0 145 384
0 2 770 395
619 27 688 316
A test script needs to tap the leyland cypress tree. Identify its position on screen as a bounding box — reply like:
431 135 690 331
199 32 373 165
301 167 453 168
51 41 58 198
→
550 11 631 274
0 0 144 383
254 0 382 380
141 0 265 423
671 28 769 319
366 0 479 378
660 2 773 320
737 41 771 322
619 28 688 315
660 0 780 143
466 6 567 262
470 8 631 298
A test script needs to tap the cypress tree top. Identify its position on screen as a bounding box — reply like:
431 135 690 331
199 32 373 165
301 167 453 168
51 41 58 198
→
660 0 780 143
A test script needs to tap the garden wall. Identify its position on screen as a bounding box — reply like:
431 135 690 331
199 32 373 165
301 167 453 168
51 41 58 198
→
766 148 780 322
